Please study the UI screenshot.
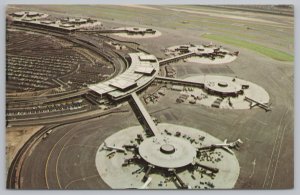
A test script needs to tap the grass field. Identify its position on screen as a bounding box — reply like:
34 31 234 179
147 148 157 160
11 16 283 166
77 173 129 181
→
202 34 294 61
8 5 293 61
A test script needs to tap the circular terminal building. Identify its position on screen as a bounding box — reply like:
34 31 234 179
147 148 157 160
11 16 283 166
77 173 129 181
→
138 136 197 169
203 77 243 97
11 11 26 17
174 75 270 110
10 11 48 19
165 44 238 64
113 27 162 38
96 123 240 189
27 12 40 17
63 18 88 25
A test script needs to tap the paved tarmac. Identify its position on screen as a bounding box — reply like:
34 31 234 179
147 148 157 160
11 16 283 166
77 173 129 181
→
8 5 293 189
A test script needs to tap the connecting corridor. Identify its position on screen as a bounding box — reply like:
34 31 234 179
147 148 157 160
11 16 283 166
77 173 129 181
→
129 92 159 136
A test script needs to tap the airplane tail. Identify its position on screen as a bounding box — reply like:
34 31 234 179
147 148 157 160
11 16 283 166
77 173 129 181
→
139 177 152 189
236 139 243 144
233 139 243 149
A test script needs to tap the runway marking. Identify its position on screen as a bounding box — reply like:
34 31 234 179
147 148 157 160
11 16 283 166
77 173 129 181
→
45 124 87 189
249 159 256 179
55 129 101 189
254 119 268 126
64 174 99 189
149 107 171 115
45 127 77 189
270 121 290 187
262 109 289 188
55 133 76 189
62 144 99 150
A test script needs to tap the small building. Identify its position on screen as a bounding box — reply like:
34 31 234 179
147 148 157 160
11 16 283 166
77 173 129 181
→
59 23 75 28
172 85 184 91
66 18 88 25
134 66 155 76
21 18 36 21
40 20 55 24
27 11 40 17
11 11 26 17
109 79 138 92
139 55 157 62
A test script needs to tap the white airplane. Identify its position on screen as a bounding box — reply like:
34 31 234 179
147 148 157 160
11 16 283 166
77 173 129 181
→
102 142 126 153
245 96 271 112
212 139 243 154
139 177 152 189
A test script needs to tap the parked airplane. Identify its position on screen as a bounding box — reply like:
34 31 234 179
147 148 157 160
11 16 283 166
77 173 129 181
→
102 141 126 153
212 139 243 154
245 96 272 112
139 177 152 189
198 139 243 154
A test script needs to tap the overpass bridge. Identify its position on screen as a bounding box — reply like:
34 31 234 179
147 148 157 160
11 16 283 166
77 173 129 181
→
129 92 159 137
158 52 195 66
78 28 156 35
78 29 127 33
155 76 204 88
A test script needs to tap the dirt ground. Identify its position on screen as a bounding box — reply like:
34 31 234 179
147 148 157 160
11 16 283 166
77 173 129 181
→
6 126 43 172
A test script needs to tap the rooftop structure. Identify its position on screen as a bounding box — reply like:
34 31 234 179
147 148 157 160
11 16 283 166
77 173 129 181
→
204 78 243 97
10 11 48 19
11 11 26 17
61 17 102 29
12 18 79 32
40 20 55 24
96 123 241 189
139 54 157 62
89 53 159 100
112 27 162 38
27 12 40 17
63 18 88 24
105 41 127 50
59 23 75 28
134 66 155 75
125 27 156 34
109 79 137 91
163 44 238 65
138 136 197 168
10 12 101 33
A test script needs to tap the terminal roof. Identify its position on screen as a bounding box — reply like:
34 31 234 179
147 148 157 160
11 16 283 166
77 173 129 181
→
89 53 159 99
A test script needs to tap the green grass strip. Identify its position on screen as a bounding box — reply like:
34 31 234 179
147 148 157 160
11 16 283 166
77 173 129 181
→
202 34 294 61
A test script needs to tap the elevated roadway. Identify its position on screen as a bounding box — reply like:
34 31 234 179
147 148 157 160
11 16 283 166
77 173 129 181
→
158 52 195 66
155 76 204 88
129 92 159 136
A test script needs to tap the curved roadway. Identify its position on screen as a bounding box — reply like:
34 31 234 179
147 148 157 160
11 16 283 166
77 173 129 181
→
7 105 138 189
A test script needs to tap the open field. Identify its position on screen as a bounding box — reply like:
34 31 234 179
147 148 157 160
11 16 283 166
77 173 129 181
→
202 34 294 61
7 5 294 52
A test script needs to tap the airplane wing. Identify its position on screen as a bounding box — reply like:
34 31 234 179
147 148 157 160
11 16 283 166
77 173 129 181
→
103 142 126 152
221 146 234 155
